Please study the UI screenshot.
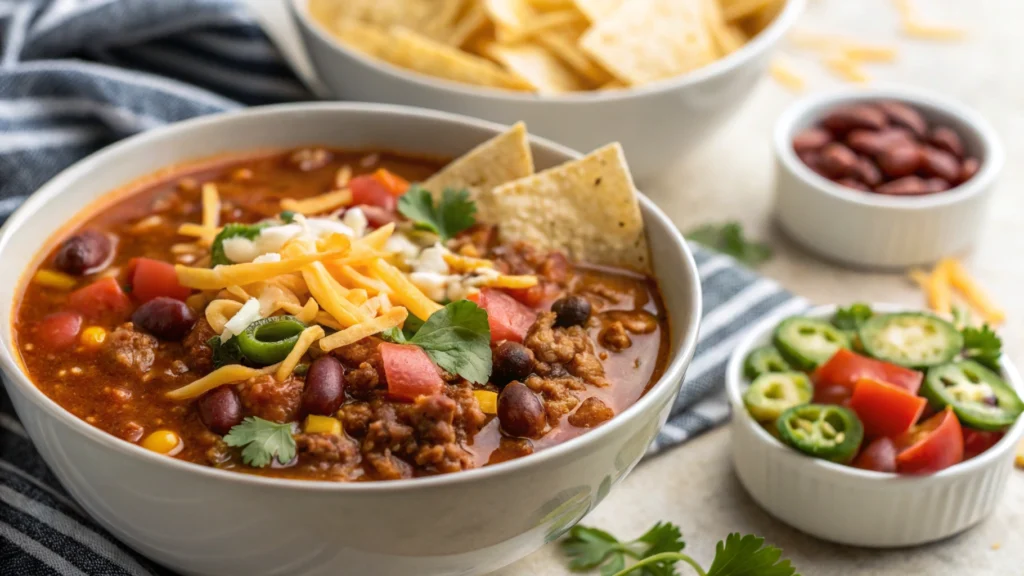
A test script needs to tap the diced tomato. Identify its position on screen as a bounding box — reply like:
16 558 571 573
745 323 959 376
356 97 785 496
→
68 277 132 318
350 175 397 212
371 168 410 196
853 437 898 473
35 312 83 349
472 288 537 344
507 282 561 309
895 407 964 474
813 384 853 406
380 342 443 401
848 377 927 438
963 428 1004 460
356 204 398 228
128 258 191 303
814 348 924 395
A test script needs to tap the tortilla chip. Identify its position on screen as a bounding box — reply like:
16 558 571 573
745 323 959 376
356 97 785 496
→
445 3 490 47
535 23 612 84
571 0 625 21
420 122 534 219
331 23 531 91
486 143 651 274
704 0 748 56
579 0 717 85
484 42 590 93
311 0 438 36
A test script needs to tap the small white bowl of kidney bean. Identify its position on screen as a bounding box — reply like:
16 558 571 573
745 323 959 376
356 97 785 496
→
773 87 1004 268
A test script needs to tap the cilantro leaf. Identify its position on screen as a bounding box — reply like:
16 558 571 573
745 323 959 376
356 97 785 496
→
210 222 269 267
636 523 685 576
962 323 1002 371
279 210 297 224
705 533 798 576
686 222 772 267
379 313 426 344
223 417 296 468
207 335 243 368
562 526 626 571
398 186 476 241
832 303 873 331
408 300 491 384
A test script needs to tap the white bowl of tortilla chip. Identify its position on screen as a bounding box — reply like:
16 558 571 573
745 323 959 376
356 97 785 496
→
288 0 806 180
0 102 702 576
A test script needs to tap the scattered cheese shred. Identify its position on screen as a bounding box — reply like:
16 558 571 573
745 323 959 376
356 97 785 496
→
358 222 396 251
842 46 897 63
280 189 353 215
327 262 393 296
943 259 1006 325
346 288 369 305
1016 439 1024 469
319 307 408 352
903 22 967 41
925 262 953 316
314 311 344 331
769 59 805 92
824 54 870 83
178 222 219 246
175 248 346 290
368 258 444 321
302 262 369 327
201 183 221 230
225 285 251 302
166 363 277 401
33 269 77 290
276 325 326 381
205 299 244 333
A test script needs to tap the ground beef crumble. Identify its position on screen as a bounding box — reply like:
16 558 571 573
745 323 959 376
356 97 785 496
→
568 397 615 428
600 321 632 351
106 323 157 375
237 374 304 423
524 374 583 425
182 319 216 373
525 312 609 387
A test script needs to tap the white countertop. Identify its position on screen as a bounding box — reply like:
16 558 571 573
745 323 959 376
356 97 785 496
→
251 0 1023 572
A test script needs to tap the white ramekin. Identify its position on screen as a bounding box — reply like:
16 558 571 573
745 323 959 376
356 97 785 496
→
773 87 1004 269
726 303 1024 547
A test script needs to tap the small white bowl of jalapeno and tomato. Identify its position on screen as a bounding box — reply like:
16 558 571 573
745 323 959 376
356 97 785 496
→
726 303 1024 547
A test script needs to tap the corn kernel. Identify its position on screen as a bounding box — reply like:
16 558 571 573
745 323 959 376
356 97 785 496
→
33 269 77 290
474 390 498 415
80 327 106 347
304 415 342 436
1016 440 1024 469
142 430 182 455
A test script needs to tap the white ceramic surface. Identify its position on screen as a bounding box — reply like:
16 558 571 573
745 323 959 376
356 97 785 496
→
286 0 806 182
0 103 702 576
726 303 1024 547
773 87 1004 270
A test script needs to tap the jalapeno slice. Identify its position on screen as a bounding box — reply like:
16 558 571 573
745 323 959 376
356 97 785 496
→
858 312 962 369
922 360 1024 431
773 317 850 370
743 345 792 379
776 404 864 463
235 316 306 366
743 371 813 422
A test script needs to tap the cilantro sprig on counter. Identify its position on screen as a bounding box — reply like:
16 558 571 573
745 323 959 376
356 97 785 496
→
562 523 799 576
381 300 492 384
686 222 772 267
398 186 476 241
223 417 296 468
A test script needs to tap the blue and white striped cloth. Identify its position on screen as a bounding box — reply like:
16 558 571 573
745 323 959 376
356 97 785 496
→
0 1 804 573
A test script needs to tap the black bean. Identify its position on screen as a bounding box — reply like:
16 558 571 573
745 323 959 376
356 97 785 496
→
132 297 196 340
552 295 591 328
302 356 345 416
498 381 546 439
492 342 534 387
54 230 112 275
198 387 242 435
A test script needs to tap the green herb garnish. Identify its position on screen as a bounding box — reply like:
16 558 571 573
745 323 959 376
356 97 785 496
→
279 210 297 223
223 417 296 468
207 335 243 368
832 303 873 331
210 222 270 267
381 301 491 384
397 186 476 241
951 305 971 330
962 323 1002 371
562 523 799 576
686 222 772 267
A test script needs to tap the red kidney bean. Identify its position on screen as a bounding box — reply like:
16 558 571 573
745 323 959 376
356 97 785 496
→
853 156 882 186
492 342 534 387
792 127 832 154
920 146 962 182
498 381 546 439
817 143 859 178
199 386 243 435
836 178 871 191
959 157 981 183
54 230 112 275
927 126 964 158
302 356 345 416
876 143 921 178
924 178 951 194
878 101 928 137
132 297 196 340
876 176 931 195
820 104 888 135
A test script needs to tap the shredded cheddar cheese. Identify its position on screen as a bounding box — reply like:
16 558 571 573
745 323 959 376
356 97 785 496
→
368 258 444 321
319 307 408 352
176 248 346 290
166 364 277 401
769 59 805 92
944 259 1006 325
275 325 326 381
302 262 369 327
280 189 353 215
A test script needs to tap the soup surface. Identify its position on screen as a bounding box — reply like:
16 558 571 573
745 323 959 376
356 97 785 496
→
15 146 669 481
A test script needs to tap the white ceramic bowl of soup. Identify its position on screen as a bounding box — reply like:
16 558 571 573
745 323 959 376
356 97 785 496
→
287 0 806 181
0 103 702 576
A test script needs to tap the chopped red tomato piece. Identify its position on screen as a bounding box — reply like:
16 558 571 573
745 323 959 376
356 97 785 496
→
350 175 397 212
853 437 898 473
68 277 132 317
380 342 443 401
471 288 537 344
848 377 927 438
371 168 410 196
815 348 924 395
895 407 964 474
963 428 1004 460
36 312 83 349
128 258 191 303
506 282 561 309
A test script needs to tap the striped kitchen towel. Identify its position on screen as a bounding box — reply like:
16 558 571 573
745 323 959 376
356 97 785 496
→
0 1 805 574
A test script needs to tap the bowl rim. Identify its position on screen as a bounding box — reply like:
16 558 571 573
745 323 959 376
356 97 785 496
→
725 302 1024 483
773 86 1005 212
287 0 807 104
0 101 703 493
